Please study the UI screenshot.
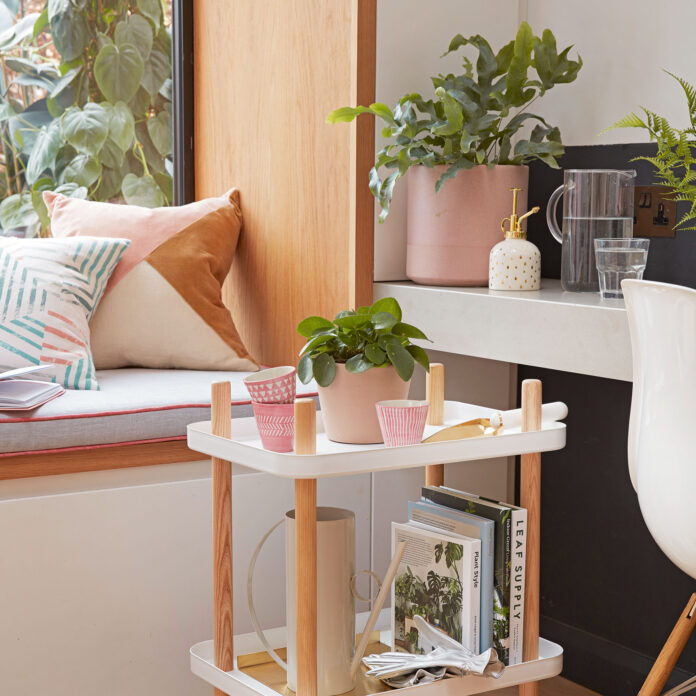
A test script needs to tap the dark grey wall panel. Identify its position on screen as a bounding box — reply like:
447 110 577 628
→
520 144 696 695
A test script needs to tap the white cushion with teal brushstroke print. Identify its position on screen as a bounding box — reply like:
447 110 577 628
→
0 236 129 390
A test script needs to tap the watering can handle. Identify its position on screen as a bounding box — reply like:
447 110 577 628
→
546 184 564 244
247 520 382 674
247 519 288 671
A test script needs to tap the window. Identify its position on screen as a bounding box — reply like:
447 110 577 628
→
0 0 189 237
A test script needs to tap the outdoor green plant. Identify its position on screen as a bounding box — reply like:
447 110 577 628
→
327 22 582 221
296 297 430 388
0 0 172 236
606 71 696 231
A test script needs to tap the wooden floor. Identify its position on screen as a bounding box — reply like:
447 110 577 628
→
489 677 601 695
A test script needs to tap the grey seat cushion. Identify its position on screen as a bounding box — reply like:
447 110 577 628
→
0 369 317 455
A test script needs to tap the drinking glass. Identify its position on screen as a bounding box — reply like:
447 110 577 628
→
594 238 650 299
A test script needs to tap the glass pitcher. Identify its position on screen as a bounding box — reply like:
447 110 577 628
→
547 169 636 291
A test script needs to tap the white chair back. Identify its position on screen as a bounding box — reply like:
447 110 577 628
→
623 279 696 579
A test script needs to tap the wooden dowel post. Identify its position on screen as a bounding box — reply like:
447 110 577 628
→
211 381 234 695
294 399 317 696
519 379 542 696
639 593 696 696
425 363 445 487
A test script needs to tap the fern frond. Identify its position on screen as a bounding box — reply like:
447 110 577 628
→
601 112 646 134
665 70 696 119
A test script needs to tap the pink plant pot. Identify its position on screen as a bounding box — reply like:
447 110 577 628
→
244 366 297 404
317 364 410 444
252 402 295 452
376 400 430 447
407 164 529 286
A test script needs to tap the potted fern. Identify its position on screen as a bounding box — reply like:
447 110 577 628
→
606 71 696 230
297 297 430 444
328 23 582 286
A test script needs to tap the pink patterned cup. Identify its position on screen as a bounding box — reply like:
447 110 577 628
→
376 400 430 447
244 366 297 404
252 402 295 452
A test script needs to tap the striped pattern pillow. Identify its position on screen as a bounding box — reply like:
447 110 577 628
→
0 236 129 390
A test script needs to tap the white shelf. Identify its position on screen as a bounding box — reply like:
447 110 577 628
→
373 279 631 382
190 611 563 696
187 400 566 479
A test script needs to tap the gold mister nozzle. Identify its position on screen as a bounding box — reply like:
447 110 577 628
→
500 187 540 239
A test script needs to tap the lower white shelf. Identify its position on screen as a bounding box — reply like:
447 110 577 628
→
190 614 563 696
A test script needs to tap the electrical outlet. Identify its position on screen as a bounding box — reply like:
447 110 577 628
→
634 185 676 238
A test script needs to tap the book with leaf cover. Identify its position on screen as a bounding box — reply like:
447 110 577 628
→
421 486 526 665
408 499 494 654
391 521 480 655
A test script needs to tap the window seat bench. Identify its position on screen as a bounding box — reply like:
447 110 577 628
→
0 369 317 480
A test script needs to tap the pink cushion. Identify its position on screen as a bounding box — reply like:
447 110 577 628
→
43 190 235 292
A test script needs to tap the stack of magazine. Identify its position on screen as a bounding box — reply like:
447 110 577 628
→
0 365 64 411
391 485 527 665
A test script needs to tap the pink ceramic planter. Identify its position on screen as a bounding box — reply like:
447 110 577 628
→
244 366 296 404
407 164 529 286
252 402 295 452
317 364 410 444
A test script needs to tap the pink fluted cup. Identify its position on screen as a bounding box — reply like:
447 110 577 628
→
376 400 430 447
252 402 295 452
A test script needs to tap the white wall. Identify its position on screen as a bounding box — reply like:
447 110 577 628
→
374 0 696 281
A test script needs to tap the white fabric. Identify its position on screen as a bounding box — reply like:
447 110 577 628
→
0 368 317 454
90 261 255 370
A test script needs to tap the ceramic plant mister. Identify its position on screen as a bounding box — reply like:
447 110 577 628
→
489 188 541 291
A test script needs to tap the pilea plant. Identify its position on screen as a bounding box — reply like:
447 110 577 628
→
606 71 696 231
327 22 582 221
0 0 172 236
296 297 430 387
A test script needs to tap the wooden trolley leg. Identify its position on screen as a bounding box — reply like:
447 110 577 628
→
295 399 318 696
425 363 445 487
211 382 234 696
519 379 542 696
639 593 696 696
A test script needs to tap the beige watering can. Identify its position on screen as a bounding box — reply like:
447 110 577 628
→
247 507 381 696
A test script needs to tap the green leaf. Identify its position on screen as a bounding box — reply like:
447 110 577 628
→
25 120 62 184
121 173 164 207
146 110 171 156
385 342 415 382
345 354 372 374
377 333 404 351
365 344 386 365
61 103 109 158
63 154 101 188
107 101 135 151
95 165 123 200
142 42 170 98
137 0 161 28
372 311 398 331
406 344 430 372
392 322 429 341
32 7 49 39
370 296 402 321
114 14 153 60
297 315 333 338
299 332 334 356
313 352 336 387
333 314 371 330
98 137 125 169
94 43 145 104
0 193 38 230
129 85 152 118
297 354 314 384
47 0 89 60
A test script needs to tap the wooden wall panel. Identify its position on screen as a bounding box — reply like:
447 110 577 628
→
194 0 376 366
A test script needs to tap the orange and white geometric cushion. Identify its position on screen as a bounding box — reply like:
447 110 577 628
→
45 189 258 372
0 236 129 389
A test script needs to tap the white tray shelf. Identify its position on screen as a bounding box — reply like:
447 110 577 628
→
187 400 566 479
190 612 563 696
